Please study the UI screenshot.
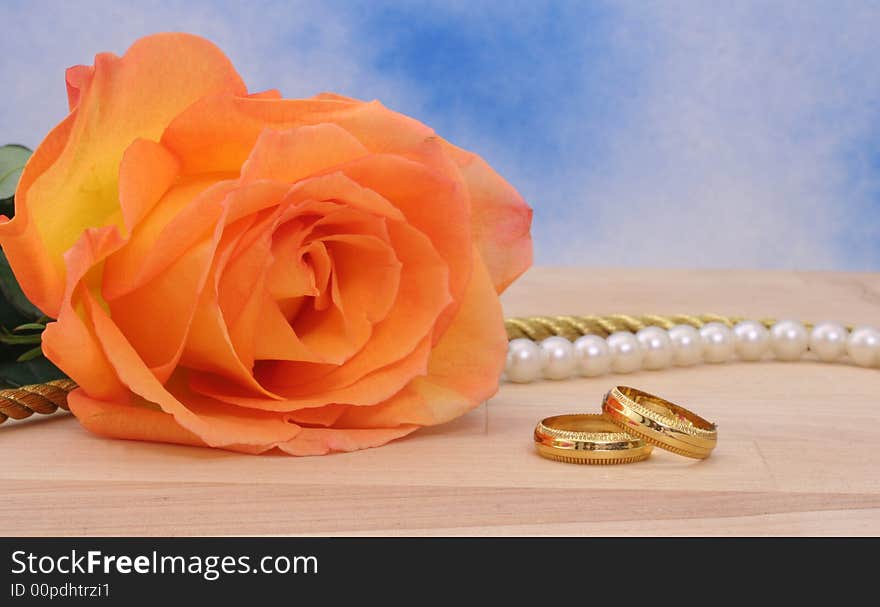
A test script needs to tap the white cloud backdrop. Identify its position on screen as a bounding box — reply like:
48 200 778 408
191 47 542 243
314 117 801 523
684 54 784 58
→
0 0 425 145
549 0 880 270
1 0 878 270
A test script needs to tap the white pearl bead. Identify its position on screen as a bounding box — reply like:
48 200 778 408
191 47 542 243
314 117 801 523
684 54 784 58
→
847 326 880 367
539 336 576 380
573 334 611 377
733 320 770 361
699 322 734 363
505 338 542 383
635 326 673 369
667 324 703 366
606 331 642 374
770 319 808 361
809 321 848 362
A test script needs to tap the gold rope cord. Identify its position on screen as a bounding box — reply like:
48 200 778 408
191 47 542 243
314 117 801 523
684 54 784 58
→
503 313 782 341
0 378 77 425
0 314 839 425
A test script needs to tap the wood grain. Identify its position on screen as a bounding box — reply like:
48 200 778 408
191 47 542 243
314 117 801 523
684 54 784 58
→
2 266 879 536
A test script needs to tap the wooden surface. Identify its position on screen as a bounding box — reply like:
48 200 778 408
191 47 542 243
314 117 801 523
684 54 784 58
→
3 266 880 536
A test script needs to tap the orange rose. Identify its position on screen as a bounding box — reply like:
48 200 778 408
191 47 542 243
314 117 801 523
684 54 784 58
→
0 33 532 454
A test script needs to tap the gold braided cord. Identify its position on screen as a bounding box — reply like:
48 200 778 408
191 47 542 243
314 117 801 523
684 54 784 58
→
0 313 845 426
0 379 77 425
506 313 793 341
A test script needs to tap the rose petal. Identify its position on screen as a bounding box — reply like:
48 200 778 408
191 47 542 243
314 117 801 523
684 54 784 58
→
68 388 207 448
313 92 358 102
188 333 431 412
215 207 374 368
336 250 506 428
319 233 402 323
102 177 245 384
65 65 94 110
251 297 326 363
210 197 402 371
338 150 472 339
117 139 180 233
102 178 240 299
41 226 128 400
181 227 276 392
85 293 301 448
161 94 437 172
302 240 333 311
173 184 298 397
285 242 377 365
284 403 348 427
0 111 77 316
248 89 282 100
279 172 405 222
441 143 533 293
257 219 450 398
187 213 446 410
108 236 220 382
182 278 277 397
277 425 419 456
240 124 368 184
68 388 304 455
161 94 360 175
0 33 246 316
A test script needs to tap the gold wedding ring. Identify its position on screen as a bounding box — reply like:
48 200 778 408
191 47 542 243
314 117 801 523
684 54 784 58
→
534 413 654 464
602 386 718 459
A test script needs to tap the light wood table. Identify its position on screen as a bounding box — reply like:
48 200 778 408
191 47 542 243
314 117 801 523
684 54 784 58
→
3 267 879 536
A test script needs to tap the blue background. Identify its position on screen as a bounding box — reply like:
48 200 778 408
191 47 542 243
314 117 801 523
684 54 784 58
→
2 0 878 270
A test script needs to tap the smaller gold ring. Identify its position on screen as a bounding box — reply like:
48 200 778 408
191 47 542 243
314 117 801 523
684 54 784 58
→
534 413 653 465
602 386 718 459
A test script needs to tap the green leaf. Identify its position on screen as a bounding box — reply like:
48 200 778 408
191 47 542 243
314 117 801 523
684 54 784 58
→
16 346 44 362
13 322 46 332
0 248 42 321
0 329 41 345
0 144 31 201
0 355 66 388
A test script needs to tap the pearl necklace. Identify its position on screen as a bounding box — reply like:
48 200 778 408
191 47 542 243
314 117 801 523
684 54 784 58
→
504 319 880 383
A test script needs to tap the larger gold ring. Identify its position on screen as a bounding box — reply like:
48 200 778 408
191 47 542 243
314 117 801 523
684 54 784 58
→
602 386 718 459
534 413 654 464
